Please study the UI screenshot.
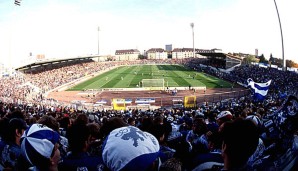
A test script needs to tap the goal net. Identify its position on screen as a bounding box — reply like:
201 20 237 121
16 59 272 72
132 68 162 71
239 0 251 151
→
141 79 164 90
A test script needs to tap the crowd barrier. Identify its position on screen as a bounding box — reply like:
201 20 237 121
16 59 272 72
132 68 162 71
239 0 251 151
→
75 89 251 111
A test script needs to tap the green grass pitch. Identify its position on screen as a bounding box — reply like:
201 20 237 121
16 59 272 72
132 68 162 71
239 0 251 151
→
67 65 232 90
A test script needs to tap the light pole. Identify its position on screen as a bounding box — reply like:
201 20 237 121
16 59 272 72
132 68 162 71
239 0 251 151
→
190 23 195 57
97 26 100 55
273 0 285 71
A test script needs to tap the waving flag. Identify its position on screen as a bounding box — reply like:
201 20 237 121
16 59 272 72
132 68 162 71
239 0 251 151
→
15 0 22 6
247 78 271 101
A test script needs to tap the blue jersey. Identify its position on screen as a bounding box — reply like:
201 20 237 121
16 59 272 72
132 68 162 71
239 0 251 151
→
1 143 22 169
59 152 105 171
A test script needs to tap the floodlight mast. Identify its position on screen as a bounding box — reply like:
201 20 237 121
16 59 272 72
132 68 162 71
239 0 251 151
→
273 0 285 71
97 26 100 55
190 23 195 57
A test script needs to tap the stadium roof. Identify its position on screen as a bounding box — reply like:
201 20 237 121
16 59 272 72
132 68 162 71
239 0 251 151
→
199 52 242 61
198 52 227 58
15 56 94 71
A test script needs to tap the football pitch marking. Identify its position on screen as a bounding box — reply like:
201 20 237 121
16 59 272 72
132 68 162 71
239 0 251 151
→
68 65 231 91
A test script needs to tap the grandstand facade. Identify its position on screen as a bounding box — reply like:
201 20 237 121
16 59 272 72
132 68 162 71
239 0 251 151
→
198 51 241 69
115 49 140 61
146 48 168 60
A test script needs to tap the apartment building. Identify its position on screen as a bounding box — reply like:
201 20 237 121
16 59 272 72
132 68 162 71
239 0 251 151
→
172 48 196 59
146 48 168 60
115 49 140 61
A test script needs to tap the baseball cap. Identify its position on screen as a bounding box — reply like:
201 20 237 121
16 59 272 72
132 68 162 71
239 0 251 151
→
20 124 60 166
102 126 160 171
246 115 263 129
216 111 233 120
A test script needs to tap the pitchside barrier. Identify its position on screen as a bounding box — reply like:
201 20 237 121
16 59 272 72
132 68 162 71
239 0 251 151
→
70 89 250 110
172 98 184 108
81 89 250 110
112 98 134 110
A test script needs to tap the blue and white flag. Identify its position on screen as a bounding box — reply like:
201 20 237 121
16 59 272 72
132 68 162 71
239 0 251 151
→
247 78 271 101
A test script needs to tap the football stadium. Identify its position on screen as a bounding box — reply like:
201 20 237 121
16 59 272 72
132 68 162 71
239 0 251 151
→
1 1 298 171
2 54 298 170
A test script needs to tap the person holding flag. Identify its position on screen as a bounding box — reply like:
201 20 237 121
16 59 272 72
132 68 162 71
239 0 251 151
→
247 78 272 101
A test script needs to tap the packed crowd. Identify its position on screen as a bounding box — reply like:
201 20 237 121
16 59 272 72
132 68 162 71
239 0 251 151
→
0 59 188 104
0 75 33 103
0 58 297 171
0 92 297 171
187 58 298 98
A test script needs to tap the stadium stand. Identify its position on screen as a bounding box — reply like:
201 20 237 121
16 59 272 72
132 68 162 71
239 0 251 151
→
0 58 297 170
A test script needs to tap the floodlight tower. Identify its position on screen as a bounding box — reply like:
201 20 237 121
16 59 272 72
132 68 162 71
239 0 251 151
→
273 0 285 71
97 26 100 55
190 23 195 57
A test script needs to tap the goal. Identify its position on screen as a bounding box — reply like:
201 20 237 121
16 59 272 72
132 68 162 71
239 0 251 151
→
141 79 165 90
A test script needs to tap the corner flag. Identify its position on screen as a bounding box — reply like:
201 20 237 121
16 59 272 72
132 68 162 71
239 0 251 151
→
247 78 271 101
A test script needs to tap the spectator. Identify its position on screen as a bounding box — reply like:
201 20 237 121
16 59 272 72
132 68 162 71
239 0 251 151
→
164 115 183 151
99 117 127 140
245 115 265 168
186 118 209 154
153 115 164 125
205 112 219 136
138 116 154 133
38 115 69 161
102 126 160 171
252 95 298 170
1 118 27 170
58 116 71 137
28 117 37 126
192 131 223 170
149 123 175 163
216 110 233 127
159 158 182 171
0 117 10 162
73 113 89 125
220 118 259 170
87 122 101 156
59 122 104 171
20 123 61 171
127 117 136 126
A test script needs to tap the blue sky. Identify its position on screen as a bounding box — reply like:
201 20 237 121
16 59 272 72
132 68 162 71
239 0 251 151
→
0 0 297 68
